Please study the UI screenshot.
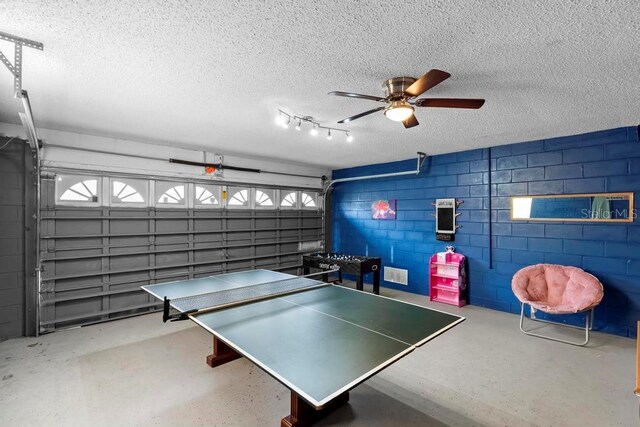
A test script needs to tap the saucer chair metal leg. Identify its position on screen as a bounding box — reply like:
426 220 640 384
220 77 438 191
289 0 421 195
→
519 303 592 346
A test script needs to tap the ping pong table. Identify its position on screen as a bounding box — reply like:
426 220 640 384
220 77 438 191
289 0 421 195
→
142 269 464 426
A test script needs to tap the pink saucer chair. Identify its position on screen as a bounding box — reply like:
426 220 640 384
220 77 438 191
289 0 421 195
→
512 264 604 346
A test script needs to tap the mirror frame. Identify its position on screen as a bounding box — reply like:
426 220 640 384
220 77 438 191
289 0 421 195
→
510 192 634 223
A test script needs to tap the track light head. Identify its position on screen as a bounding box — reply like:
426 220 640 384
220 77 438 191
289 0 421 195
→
327 129 332 140
310 124 318 136
295 119 301 131
346 132 353 142
283 116 291 128
275 112 286 126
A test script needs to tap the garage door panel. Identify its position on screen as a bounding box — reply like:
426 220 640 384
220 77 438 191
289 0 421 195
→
228 219 251 230
54 220 102 236
280 254 300 264
109 245 156 255
52 238 103 249
194 249 224 262
281 218 298 228
194 210 223 219
227 232 251 242
109 271 152 282
280 230 299 238
194 219 222 231
110 254 150 270
54 258 103 276
54 297 103 321
46 276 102 292
156 266 190 277
155 235 189 245
193 265 224 275
256 218 277 228
225 260 254 271
42 248 102 261
193 234 223 243
157 210 189 218
110 236 150 246
280 242 298 252
109 220 150 234
156 219 189 232
110 291 149 311
302 218 321 227
109 209 148 218
226 247 252 258
193 240 223 249
302 229 320 238
256 230 277 240
256 245 277 256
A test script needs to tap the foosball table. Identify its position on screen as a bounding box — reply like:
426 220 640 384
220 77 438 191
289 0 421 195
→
302 252 382 294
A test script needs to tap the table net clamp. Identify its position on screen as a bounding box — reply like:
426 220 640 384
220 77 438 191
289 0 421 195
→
161 268 341 322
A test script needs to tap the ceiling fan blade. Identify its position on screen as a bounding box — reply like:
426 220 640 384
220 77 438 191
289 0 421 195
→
328 91 386 102
402 114 419 129
337 106 386 124
414 98 485 109
405 69 451 97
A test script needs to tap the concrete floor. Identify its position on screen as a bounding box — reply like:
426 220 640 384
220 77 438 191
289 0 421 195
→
0 284 636 426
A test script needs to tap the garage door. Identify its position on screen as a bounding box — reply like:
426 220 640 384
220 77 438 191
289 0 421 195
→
38 172 323 332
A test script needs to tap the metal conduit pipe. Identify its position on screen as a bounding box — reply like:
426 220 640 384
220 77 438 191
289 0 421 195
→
324 152 426 191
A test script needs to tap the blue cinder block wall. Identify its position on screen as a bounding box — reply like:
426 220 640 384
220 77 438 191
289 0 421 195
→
331 126 640 337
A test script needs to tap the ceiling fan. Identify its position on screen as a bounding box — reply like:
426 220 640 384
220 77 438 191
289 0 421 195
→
328 69 485 129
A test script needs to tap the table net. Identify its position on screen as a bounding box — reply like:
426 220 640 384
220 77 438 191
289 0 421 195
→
169 275 328 317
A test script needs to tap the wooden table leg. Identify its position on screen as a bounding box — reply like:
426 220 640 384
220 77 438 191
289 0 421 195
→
206 336 242 368
281 391 349 427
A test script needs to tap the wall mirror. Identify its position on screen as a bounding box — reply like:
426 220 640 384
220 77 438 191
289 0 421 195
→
511 192 634 222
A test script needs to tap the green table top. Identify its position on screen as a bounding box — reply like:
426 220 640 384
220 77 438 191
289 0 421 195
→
190 284 464 408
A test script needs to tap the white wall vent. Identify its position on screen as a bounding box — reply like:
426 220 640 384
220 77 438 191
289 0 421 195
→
384 267 408 285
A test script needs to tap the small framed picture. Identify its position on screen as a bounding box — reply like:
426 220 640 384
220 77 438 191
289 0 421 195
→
372 199 396 220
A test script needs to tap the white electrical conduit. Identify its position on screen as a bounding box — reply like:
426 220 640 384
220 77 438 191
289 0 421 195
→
325 152 426 190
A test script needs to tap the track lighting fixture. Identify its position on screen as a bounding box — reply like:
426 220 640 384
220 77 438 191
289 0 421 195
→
276 109 353 142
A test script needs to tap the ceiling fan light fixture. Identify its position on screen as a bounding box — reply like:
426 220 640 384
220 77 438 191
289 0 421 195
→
384 101 414 122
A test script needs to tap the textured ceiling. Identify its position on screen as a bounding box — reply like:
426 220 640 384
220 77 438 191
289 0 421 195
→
0 1 638 169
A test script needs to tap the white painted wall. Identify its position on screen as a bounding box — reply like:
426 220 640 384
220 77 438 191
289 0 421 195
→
0 122 328 189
